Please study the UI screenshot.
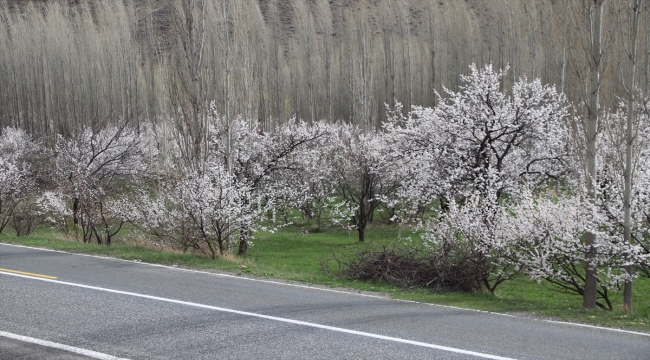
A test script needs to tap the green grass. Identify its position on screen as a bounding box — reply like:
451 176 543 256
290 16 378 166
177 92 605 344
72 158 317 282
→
1 224 649 333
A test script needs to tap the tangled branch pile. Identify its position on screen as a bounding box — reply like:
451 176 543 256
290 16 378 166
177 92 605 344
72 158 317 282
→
339 245 484 292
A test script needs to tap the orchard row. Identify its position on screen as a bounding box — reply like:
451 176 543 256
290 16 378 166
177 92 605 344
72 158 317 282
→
1 65 649 309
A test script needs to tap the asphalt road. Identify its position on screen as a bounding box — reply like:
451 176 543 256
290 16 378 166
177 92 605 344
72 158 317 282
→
1 243 648 360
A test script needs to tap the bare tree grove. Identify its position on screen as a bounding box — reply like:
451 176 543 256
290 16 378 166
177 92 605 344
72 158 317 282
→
1 0 649 140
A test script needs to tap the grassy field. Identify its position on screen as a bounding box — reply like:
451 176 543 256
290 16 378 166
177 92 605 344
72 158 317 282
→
1 224 649 333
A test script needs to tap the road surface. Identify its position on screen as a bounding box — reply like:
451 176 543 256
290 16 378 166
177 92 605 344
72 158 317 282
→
1 243 648 359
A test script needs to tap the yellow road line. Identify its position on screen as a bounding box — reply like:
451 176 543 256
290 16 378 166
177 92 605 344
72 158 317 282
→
0 268 58 279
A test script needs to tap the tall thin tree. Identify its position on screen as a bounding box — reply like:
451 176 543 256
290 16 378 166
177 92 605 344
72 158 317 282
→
583 0 606 310
622 0 642 312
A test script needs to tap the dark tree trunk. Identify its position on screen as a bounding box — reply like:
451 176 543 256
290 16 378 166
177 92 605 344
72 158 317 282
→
238 228 248 256
238 239 247 255
73 197 79 225
358 226 365 243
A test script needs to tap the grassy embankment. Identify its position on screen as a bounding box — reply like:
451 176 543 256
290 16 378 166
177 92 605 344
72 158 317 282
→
1 224 649 333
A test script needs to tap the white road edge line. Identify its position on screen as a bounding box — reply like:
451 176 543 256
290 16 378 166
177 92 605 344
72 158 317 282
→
2 242 649 338
544 320 650 337
1 271 514 360
0 330 130 360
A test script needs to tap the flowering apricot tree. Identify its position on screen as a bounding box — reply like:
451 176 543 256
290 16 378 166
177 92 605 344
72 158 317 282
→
50 124 155 244
593 98 650 277
390 65 572 292
386 64 570 206
500 189 648 310
0 127 43 235
112 161 262 258
325 123 408 242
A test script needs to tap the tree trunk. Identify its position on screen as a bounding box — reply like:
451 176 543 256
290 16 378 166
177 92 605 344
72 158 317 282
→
238 232 248 256
72 197 79 225
583 0 605 310
429 1 436 107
